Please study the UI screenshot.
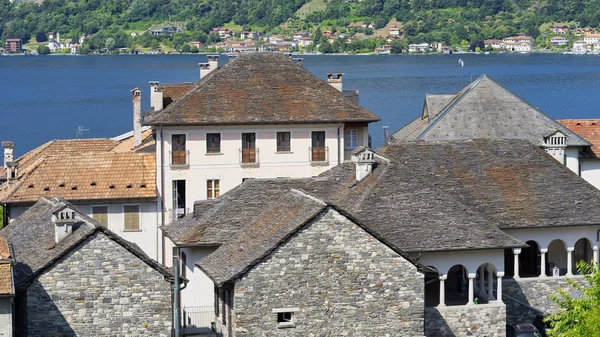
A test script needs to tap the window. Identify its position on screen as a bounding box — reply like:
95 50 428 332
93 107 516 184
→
277 312 292 323
345 129 358 149
206 133 221 153
311 131 326 162
241 133 256 163
91 206 108 227
124 205 140 231
173 180 186 219
171 134 186 166
277 132 291 152
273 308 297 328
207 179 220 199
181 251 187 279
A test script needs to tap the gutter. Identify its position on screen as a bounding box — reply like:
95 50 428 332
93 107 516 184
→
160 125 166 265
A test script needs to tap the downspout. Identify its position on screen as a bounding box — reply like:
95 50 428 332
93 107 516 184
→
173 254 180 337
337 123 343 165
160 125 166 265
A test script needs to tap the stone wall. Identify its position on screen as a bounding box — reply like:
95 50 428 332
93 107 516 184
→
232 208 425 336
425 303 506 337
26 232 172 336
0 298 12 337
503 276 587 324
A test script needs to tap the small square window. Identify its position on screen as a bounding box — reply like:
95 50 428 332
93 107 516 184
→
124 205 140 231
207 179 220 199
277 312 292 323
277 132 291 152
273 309 297 329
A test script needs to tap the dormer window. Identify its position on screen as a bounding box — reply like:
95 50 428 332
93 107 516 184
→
543 131 567 147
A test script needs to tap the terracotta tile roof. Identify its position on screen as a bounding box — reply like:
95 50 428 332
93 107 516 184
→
558 119 600 157
0 264 12 295
1 133 156 204
0 236 10 260
144 53 379 126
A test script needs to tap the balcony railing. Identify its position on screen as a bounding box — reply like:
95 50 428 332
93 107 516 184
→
309 146 328 164
239 148 259 166
181 306 214 335
170 150 189 168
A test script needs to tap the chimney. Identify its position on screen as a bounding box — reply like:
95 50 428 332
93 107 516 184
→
207 55 219 72
2 141 14 169
383 126 389 146
293 58 303 67
5 162 18 182
199 63 211 79
149 81 163 112
131 88 142 148
52 208 77 244
327 73 344 92
352 147 376 182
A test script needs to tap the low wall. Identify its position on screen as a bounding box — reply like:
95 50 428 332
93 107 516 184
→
425 303 506 337
503 276 587 324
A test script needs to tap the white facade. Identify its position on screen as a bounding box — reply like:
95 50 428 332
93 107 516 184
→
156 123 368 225
583 34 600 44
581 159 600 189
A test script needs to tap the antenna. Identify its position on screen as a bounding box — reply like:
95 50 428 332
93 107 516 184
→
75 126 89 138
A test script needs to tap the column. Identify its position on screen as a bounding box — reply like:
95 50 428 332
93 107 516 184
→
567 247 574 276
467 273 476 305
487 264 495 300
438 275 447 307
496 272 504 303
540 248 548 278
513 248 521 279
594 246 598 265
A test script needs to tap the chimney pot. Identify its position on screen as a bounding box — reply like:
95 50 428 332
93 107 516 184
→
131 88 143 147
53 208 77 244
326 72 344 92
207 55 219 73
149 82 164 112
199 63 211 79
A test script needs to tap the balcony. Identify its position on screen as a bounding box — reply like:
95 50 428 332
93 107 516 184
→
309 146 328 165
181 306 214 335
170 150 189 168
240 148 259 167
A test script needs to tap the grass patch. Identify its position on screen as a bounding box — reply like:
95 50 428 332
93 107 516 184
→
295 0 328 20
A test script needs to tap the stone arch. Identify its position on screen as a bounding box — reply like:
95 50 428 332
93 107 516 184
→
424 266 440 307
446 265 469 306
519 240 541 278
573 238 593 274
548 239 567 276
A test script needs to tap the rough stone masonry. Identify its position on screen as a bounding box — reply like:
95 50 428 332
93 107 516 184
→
26 232 172 336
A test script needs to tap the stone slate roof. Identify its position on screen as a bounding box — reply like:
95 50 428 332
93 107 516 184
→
0 198 173 288
169 139 600 253
0 131 156 204
143 53 379 126
558 119 600 158
392 75 590 147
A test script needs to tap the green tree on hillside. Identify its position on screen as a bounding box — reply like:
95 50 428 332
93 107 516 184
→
546 262 600 337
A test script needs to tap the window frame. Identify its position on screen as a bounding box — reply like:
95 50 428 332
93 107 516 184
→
206 133 222 154
276 131 292 152
207 179 221 200
171 134 187 166
123 204 141 232
91 205 109 228
345 129 359 150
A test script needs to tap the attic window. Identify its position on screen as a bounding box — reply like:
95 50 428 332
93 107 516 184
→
577 123 581 125
43 186 50 191
28 184 34 188
90 182 97 186
59 183 65 187
593 123 597 126
273 308 297 329
126 184 132 189
71 186 77 190
140 184 146 188
109 185 115 189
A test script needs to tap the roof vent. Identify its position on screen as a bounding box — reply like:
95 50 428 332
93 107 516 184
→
351 146 376 182
52 207 78 244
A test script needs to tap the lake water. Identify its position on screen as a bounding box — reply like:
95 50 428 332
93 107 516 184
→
2 53 600 156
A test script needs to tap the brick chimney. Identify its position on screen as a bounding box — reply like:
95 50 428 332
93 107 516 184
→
2 141 14 169
131 88 142 148
327 73 344 92
207 55 219 72
52 207 77 244
199 63 211 79
149 81 163 112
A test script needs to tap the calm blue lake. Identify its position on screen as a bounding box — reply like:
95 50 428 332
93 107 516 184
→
1 53 600 156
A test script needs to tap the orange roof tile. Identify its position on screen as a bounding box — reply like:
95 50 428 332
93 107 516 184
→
0 264 12 295
558 119 600 157
1 133 156 204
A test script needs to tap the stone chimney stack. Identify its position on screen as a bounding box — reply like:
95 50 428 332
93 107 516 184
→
327 73 344 92
207 55 219 73
53 208 76 244
352 147 376 182
3 141 14 169
149 81 163 112
131 88 142 148
199 63 211 79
